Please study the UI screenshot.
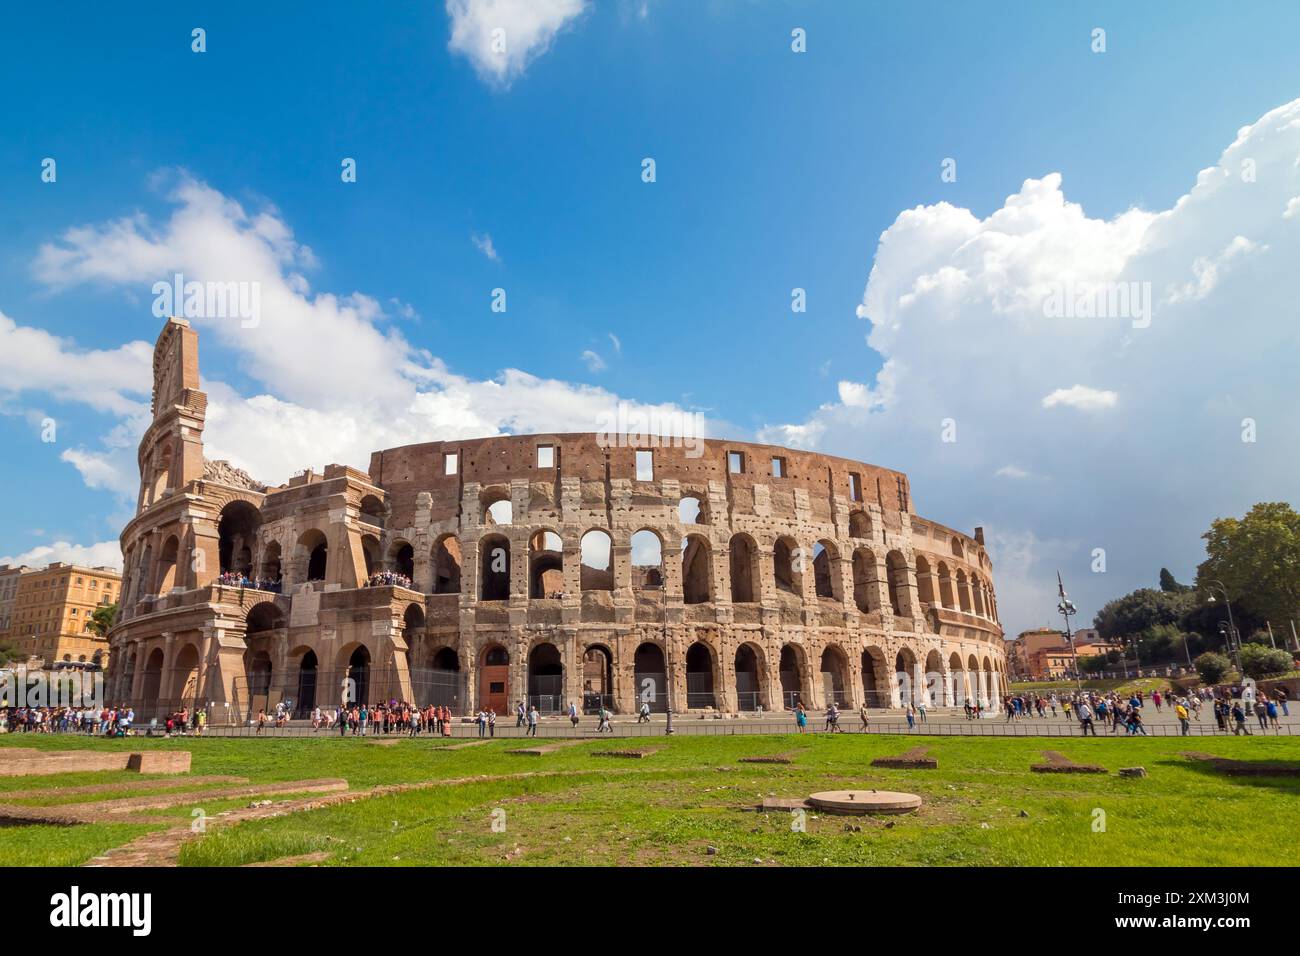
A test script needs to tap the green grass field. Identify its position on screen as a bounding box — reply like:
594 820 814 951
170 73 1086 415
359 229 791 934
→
1 733 1296 867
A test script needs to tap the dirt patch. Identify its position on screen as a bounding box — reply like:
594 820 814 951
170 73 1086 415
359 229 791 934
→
1179 751 1300 777
1030 751 1107 774
591 748 659 759
242 851 332 867
508 740 590 756
871 747 938 769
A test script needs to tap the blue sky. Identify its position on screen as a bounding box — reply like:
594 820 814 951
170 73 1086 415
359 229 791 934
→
2 1 1299 636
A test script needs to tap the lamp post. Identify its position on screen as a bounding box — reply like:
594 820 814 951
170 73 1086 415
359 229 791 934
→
1203 579 1243 675
1056 571 1082 694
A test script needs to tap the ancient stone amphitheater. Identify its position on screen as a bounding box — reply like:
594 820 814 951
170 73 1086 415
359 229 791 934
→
107 318 1007 723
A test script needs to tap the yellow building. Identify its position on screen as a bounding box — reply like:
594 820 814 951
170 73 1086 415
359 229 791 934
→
0 564 35 641
9 563 121 668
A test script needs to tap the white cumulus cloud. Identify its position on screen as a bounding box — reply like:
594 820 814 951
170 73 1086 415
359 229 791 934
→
446 0 587 88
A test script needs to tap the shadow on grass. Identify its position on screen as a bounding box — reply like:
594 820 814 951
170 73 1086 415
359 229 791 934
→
1160 753 1300 794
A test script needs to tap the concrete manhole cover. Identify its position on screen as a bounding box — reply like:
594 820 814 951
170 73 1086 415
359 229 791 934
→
807 790 921 815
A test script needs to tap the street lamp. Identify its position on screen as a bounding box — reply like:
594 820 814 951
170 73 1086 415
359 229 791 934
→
1203 579 1243 675
1056 571 1082 694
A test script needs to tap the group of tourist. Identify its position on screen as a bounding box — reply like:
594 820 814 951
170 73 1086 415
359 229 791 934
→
366 570 413 589
215 571 282 592
998 684 1290 737
1 705 137 736
297 700 454 736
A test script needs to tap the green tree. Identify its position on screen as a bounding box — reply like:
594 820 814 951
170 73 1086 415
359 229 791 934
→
83 603 118 639
1197 502 1300 631
1159 568 1191 593
1238 643 1295 679
1194 651 1232 685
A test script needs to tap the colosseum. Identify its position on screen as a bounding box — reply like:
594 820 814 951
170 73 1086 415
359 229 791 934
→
106 318 1008 723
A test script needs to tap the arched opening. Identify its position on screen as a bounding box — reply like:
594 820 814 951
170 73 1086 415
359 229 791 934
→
681 534 711 604
679 495 706 525
849 509 872 539
359 494 385 529
217 500 261 575
852 547 881 613
895 648 917 706
360 534 382 577
924 649 944 706
630 529 663 588
915 556 937 606
980 656 994 707
528 530 563 599
971 573 987 616
483 492 513 526
820 645 849 707
813 540 839 600
402 604 425 649
259 541 282 583
685 641 716 709
938 562 956 609
346 646 371 706
633 642 667 713
956 570 973 613
246 650 273 703
582 645 614 713
885 550 911 617
246 601 284 635
155 536 181 594
389 541 415 581
432 535 462 594
171 643 200 702
949 652 965 707
479 644 509 714
142 648 164 703
580 529 614 591
479 534 511 601
862 647 887 707
734 643 763 711
728 533 759 603
527 642 564 714
295 650 318 718
150 443 172 505
950 536 964 559
779 644 805 710
431 647 459 671
298 529 328 583
773 536 803 595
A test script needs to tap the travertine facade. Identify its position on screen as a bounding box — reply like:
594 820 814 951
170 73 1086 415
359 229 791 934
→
107 318 1007 722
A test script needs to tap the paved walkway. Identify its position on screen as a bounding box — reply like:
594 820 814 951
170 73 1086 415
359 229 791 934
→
188 706 1299 740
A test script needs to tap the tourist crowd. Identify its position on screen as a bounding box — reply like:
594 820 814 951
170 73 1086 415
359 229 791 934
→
366 571 413 589
215 571 282 592
2 705 139 736
999 684 1289 736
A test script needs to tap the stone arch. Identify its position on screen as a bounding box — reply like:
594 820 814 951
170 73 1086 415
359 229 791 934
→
685 640 718 709
479 643 509 714
479 533 511 601
360 534 382 577
630 529 664 588
527 641 564 713
402 603 425 648
529 529 564 598
949 652 966 706
293 648 318 717
812 539 840 600
937 561 956 609
633 641 667 712
481 487 513 526
915 555 937 606
971 572 987 616
773 536 804 595
681 534 711 604
849 509 873 539
778 643 808 709
679 494 707 525
150 443 173 505
259 541 282 582
734 641 767 711
154 535 181 594
141 648 165 703
245 600 284 634
950 535 964 558
885 550 912 617
217 500 261 575
580 528 614 591
820 644 850 707
389 540 415 580
895 646 918 706
924 648 944 706
728 533 759 603
432 534 462 594
340 643 372 706
582 643 614 709
246 648 273 700
955 569 973 613
297 529 329 583
170 642 201 701
861 646 888 707
852 547 881 613
359 494 386 528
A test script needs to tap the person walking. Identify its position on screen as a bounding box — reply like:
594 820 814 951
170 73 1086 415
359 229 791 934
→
1231 700 1252 735
516 700 526 728
794 702 807 733
476 709 487 738
637 700 651 724
905 701 916 730
568 700 580 729
527 705 539 737
858 704 870 732
1266 697 1280 729
1175 699 1191 736
1077 700 1096 736
488 708 496 738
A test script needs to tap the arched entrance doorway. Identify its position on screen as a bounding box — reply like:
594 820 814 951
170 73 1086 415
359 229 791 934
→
479 644 509 715
734 643 763 711
346 646 371 707
820 645 849 708
296 650 318 718
633 642 666 713
685 642 716 709
895 648 917 706
419 647 461 709
862 648 887 707
779 644 804 710
527 643 564 714
141 649 164 707
582 645 613 713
